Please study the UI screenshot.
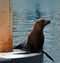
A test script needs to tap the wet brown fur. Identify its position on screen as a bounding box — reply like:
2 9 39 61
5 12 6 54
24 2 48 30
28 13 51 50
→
15 19 50 53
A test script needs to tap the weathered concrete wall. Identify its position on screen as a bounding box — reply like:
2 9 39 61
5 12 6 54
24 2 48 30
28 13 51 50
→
0 0 12 52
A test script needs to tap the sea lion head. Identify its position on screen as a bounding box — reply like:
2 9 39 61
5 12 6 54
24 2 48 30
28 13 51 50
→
34 19 51 31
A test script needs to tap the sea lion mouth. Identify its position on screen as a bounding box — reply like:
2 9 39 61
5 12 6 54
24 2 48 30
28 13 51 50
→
44 20 51 26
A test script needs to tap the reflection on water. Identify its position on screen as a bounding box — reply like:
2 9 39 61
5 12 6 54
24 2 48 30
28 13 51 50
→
12 0 60 63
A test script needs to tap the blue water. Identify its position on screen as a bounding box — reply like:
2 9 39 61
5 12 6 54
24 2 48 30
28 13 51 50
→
12 0 60 63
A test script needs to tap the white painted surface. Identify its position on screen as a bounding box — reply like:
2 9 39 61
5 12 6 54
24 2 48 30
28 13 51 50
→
0 49 42 59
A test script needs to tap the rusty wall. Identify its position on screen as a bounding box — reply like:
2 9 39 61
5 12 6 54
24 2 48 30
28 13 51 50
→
0 0 12 52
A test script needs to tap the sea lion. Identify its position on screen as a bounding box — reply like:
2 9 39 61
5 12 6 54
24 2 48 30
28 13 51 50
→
13 19 54 62
14 19 50 52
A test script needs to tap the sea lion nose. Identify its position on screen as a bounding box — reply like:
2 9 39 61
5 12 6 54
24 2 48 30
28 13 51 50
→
48 20 51 24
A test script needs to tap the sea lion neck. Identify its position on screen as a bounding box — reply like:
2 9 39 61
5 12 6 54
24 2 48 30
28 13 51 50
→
32 28 43 36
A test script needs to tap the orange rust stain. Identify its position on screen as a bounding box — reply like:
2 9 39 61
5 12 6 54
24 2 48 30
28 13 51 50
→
0 36 12 52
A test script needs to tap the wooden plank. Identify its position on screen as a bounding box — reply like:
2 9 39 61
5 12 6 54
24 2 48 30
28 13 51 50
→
0 0 12 52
